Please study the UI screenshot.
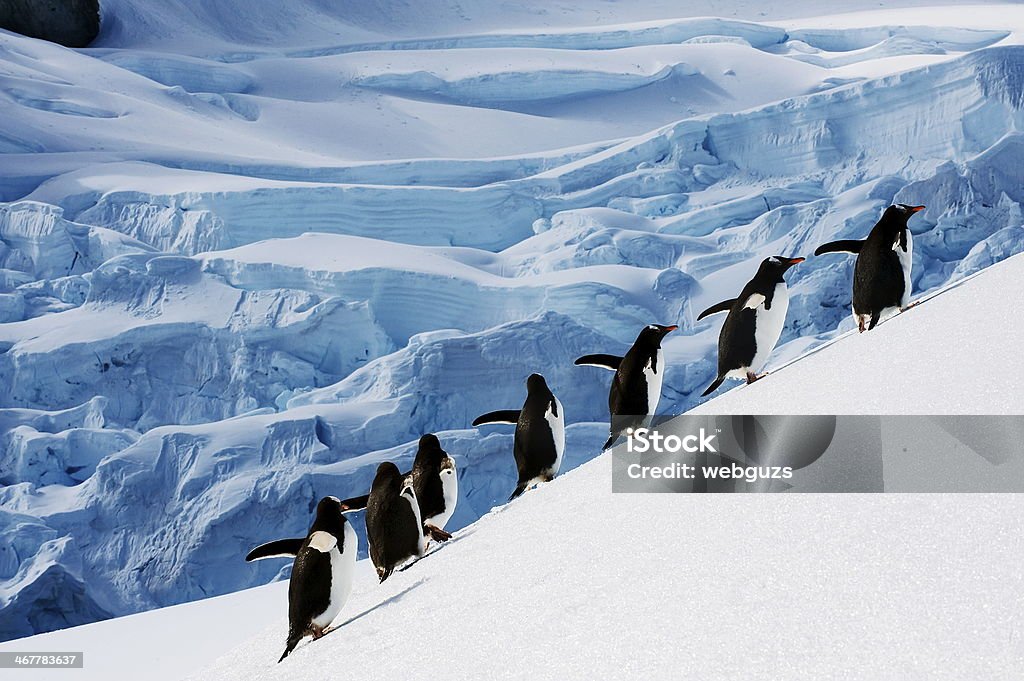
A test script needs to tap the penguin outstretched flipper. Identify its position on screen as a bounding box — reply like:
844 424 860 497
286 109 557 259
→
814 239 864 256
697 299 736 321
574 354 623 370
246 537 304 562
472 409 521 426
701 374 726 397
338 493 369 512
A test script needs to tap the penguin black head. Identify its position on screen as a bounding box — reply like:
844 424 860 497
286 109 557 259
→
414 433 450 469
755 256 804 282
877 204 924 245
374 461 403 486
311 495 348 535
636 323 678 347
418 433 442 451
890 204 926 221
526 373 551 394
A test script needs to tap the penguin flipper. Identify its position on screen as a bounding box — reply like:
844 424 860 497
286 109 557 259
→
696 299 736 321
472 409 521 426
574 354 623 370
701 375 726 397
814 239 863 256
245 538 304 562
339 493 369 512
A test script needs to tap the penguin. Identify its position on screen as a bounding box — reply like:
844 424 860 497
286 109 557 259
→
472 373 564 501
409 434 458 540
338 434 456 543
365 461 426 583
814 204 925 332
698 256 804 397
245 496 356 663
575 324 677 449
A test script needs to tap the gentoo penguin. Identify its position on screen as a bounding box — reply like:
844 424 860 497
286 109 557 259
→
472 373 564 500
575 324 677 449
250 496 356 662
409 434 458 540
338 434 457 542
814 204 925 332
365 462 425 583
698 256 804 396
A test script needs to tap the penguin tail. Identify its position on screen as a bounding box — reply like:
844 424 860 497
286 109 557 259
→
601 433 617 451
508 482 528 501
701 375 726 397
279 630 303 663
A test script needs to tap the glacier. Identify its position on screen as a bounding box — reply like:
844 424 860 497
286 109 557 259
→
2 0 1024 641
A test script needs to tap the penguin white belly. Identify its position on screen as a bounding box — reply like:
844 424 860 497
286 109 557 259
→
643 349 664 416
311 523 356 629
749 283 789 374
424 467 458 530
895 231 914 308
403 486 427 558
544 397 566 478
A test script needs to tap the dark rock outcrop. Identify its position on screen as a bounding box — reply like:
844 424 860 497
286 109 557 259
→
0 0 100 48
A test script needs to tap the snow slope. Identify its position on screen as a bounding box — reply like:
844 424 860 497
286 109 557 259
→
192 491 1023 681
3 0 1024 641
0 579 289 681
192 245 1024 676
690 254 1024 415
3 243 1021 681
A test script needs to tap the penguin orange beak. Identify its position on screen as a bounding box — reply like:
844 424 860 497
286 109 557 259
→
787 257 805 266
665 325 678 332
910 205 926 213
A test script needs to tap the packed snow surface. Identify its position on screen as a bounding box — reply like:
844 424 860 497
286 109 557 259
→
2 0 1024 643
4 253 1022 681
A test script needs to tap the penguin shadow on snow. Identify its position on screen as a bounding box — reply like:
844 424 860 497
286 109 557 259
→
320 577 426 640
396 521 482 572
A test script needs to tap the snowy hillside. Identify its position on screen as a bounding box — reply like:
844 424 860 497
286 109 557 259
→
3 0 1024 641
193 491 1023 681
4 252 1022 680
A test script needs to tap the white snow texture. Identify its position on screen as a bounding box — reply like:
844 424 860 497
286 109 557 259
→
0 0 1022 665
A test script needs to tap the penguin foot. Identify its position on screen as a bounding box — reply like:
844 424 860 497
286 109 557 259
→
425 524 452 542
745 371 759 384
900 301 919 312
311 626 325 641
858 317 866 333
